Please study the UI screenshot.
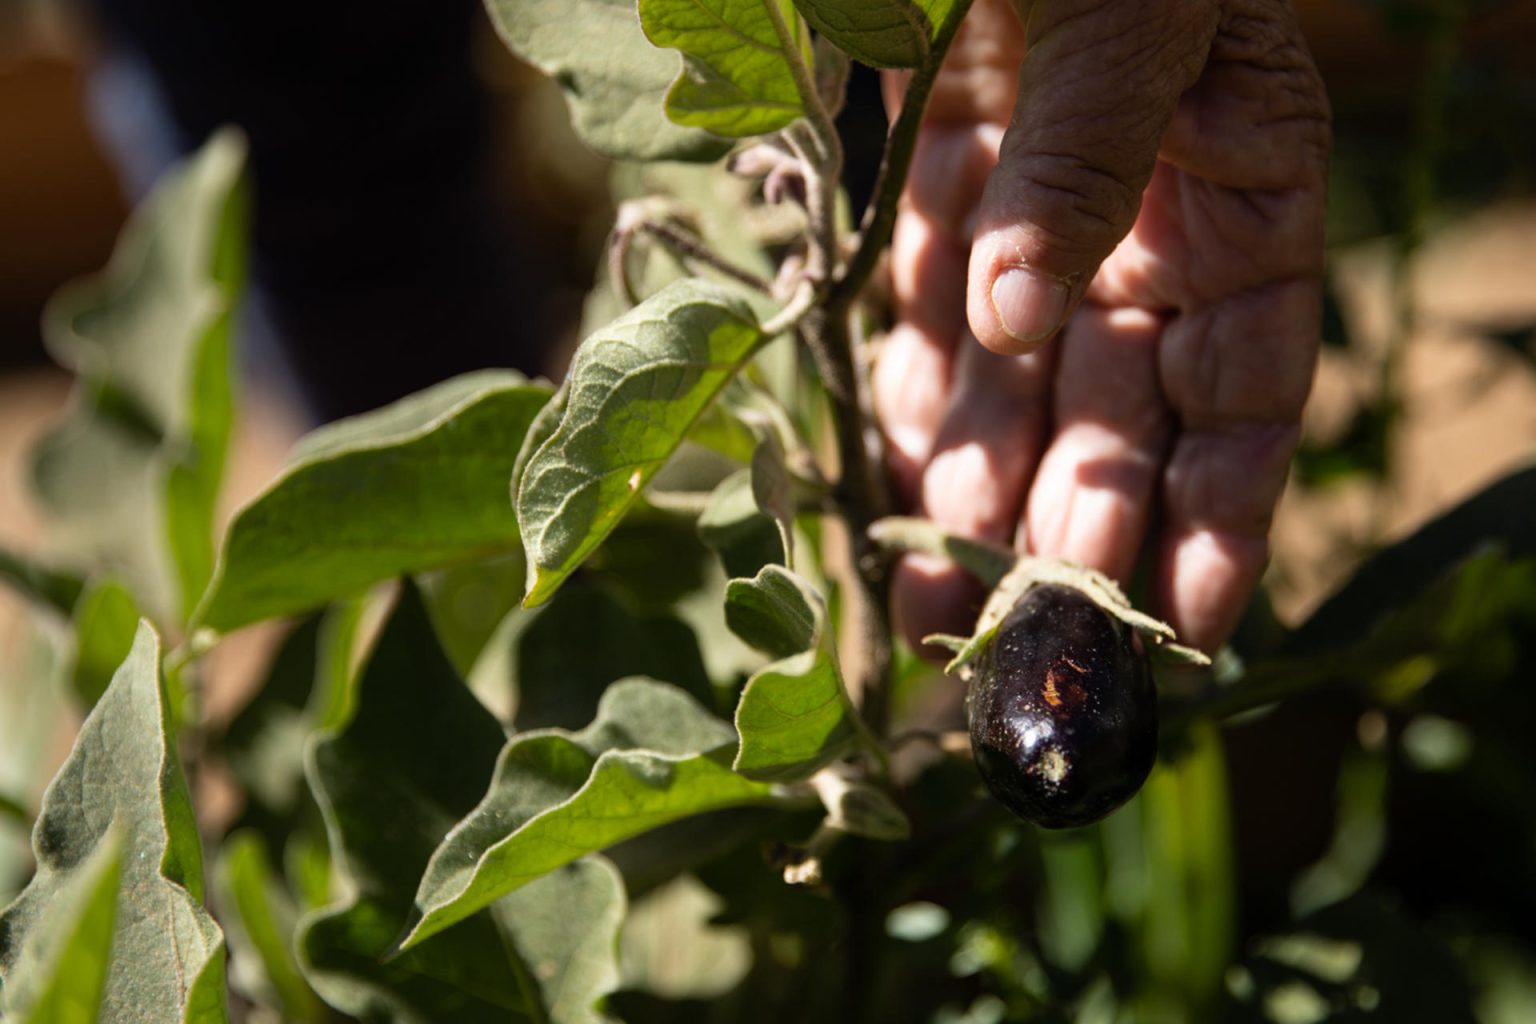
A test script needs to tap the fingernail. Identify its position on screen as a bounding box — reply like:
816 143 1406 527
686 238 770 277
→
990 268 1069 344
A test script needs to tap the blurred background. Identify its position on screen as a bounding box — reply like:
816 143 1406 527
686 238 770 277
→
1 0 1535 1019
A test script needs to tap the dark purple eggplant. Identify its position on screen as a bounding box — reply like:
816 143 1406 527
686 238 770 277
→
966 582 1157 828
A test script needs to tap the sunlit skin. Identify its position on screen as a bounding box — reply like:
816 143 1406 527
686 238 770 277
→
874 0 1331 654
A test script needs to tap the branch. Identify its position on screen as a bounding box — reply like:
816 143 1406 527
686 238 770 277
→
609 206 774 308
830 0 975 310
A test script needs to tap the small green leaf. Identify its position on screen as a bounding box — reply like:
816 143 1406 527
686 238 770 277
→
0 622 228 1023
791 0 962 69
217 831 324 1022
517 279 765 606
484 0 728 161
0 546 84 617
196 371 552 633
811 771 910 840
33 131 246 623
69 578 141 709
402 678 777 949
0 829 121 1024
725 565 861 781
698 469 786 579
750 436 797 563
640 0 811 138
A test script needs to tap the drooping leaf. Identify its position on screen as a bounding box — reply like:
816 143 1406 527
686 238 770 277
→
791 0 963 69
32 131 247 623
69 578 141 709
517 279 765 606
0 622 228 1023
402 678 777 949
296 582 624 1024
512 583 714 730
484 0 728 162
195 371 552 633
698 468 786 579
0 546 84 617
0 829 121 1024
217 830 325 1022
639 0 811 138
725 565 861 780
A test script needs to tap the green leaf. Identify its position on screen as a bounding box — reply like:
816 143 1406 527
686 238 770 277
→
517 279 765 606
791 0 962 69
196 371 552 633
418 552 528 677
69 578 141 709
484 0 729 162
0 546 84 617
296 582 625 1024
33 131 246 623
0 622 227 1023
217 830 325 1022
811 772 910 840
513 584 714 731
0 829 121 1024
698 469 786 579
1287 463 1536 656
640 0 813 138
490 858 627 1024
402 678 777 949
295 582 516 1021
725 565 861 780
750 435 797 563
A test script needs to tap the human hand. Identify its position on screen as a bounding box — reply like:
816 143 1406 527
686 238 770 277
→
873 0 1330 654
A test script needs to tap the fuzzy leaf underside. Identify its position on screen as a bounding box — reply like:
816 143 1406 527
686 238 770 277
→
31 132 246 623
485 0 728 161
0 622 227 1023
517 279 765 606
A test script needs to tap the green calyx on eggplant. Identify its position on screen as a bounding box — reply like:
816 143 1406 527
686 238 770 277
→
867 517 1211 829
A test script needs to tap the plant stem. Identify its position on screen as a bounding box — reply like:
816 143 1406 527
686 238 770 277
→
830 0 974 310
797 1 973 737
799 303 895 734
609 209 774 308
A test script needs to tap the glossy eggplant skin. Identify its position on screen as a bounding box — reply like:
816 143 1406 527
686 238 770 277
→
966 583 1157 829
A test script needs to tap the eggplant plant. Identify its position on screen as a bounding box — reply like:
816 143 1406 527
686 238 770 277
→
1 2 1533 1022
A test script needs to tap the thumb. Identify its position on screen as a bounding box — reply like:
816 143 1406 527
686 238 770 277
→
968 0 1218 354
